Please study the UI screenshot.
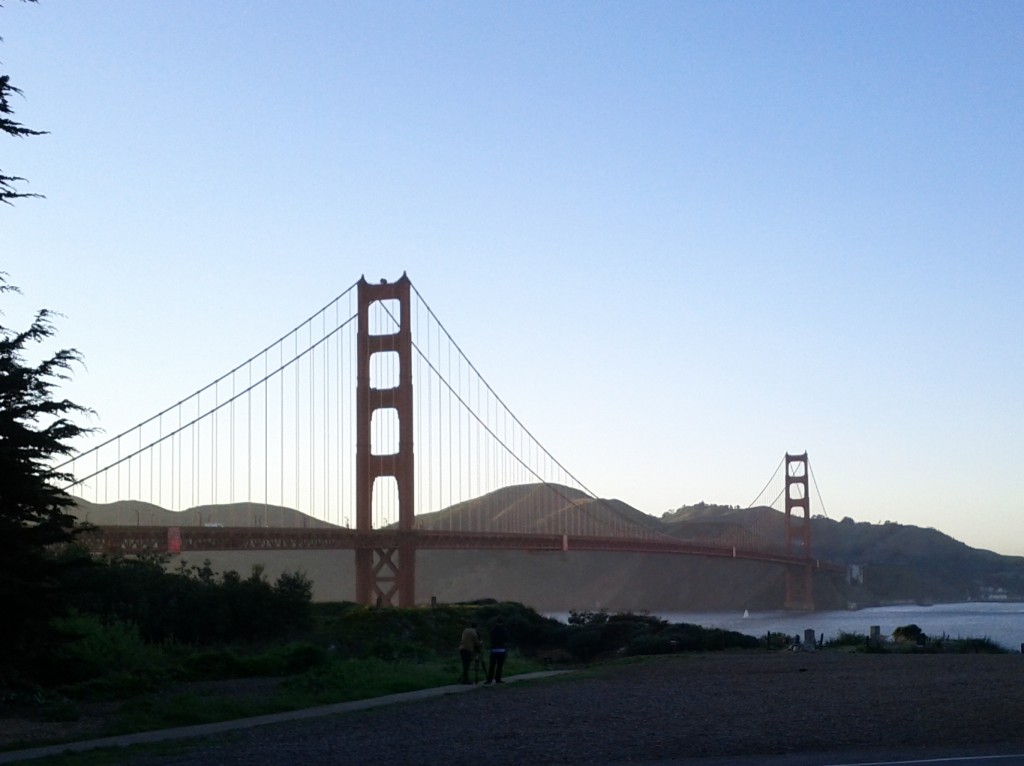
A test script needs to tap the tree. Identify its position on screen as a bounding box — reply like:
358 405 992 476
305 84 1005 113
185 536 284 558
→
1 0 45 204
0 275 92 683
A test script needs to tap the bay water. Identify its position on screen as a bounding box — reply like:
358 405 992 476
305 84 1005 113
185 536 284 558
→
549 602 1024 652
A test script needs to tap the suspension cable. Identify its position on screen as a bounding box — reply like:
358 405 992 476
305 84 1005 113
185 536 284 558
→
63 315 358 490
808 459 830 519
56 280 361 469
408 284 653 533
746 455 785 508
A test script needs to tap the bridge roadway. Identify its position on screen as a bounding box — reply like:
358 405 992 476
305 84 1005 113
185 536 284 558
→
82 526 846 573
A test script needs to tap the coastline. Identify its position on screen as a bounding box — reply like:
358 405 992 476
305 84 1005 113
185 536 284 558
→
550 601 1024 651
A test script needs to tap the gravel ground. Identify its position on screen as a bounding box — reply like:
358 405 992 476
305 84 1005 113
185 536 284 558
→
7 651 1024 764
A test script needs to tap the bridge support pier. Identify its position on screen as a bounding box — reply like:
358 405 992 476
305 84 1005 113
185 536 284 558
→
355 274 417 607
355 543 416 607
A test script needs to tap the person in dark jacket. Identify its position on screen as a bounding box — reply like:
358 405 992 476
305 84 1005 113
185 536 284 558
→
484 617 509 684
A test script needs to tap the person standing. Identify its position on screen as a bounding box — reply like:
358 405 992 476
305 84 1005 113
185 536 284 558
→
458 622 481 684
484 617 509 684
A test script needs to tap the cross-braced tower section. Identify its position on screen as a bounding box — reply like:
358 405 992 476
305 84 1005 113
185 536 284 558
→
784 452 814 610
355 274 416 606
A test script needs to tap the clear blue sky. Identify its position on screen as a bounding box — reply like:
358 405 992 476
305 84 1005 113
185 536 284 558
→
4 2 1022 554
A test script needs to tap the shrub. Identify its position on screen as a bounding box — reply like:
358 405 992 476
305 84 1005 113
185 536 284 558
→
42 614 168 687
282 643 329 673
893 624 926 644
184 649 251 680
942 636 1006 654
565 625 607 661
627 634 676 656
826 631 870 648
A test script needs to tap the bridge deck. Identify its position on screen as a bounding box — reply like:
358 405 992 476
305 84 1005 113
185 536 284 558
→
81 526 846 572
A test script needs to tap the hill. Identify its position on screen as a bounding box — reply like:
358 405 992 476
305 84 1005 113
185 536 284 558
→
70 498 337 529
413 483 665 536
811 515 1024 605
69 487 1024 611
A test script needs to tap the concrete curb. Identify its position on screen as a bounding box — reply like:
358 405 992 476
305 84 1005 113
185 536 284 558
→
0 671 571 764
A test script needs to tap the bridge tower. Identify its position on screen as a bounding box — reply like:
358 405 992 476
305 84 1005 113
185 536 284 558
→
783 452 814 610
355 274 416 607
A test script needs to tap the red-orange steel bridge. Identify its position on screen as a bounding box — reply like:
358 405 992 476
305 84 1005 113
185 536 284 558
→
64 275 842 610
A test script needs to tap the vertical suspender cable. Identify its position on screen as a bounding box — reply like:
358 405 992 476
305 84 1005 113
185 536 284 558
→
175 404 180 511
310 322 315 519
125 437 130 508
437 321 444 529
157 413 162 510
212 381 217 507
447 329 453 529
457 350 463 525
192 398 197 511
279 342 284 524
230 370 234 505
475 372 480 505
265 350 272 520
422 297 429 519
323 310 329 524
247 360 252 510
342 301 350 528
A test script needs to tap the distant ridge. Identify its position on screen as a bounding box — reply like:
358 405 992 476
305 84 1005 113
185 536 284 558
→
69 498 339 529
413 483 663 535
660 502 787 550
68 487 1024 608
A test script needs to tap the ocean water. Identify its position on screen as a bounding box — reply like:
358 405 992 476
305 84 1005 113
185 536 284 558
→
549 602 1024 651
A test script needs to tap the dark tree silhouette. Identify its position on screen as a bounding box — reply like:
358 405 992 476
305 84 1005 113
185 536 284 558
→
1 0 45 204
0 275 93 682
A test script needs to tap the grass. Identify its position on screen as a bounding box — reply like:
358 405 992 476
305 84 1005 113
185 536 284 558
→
3 740 204 766
0 652 547 759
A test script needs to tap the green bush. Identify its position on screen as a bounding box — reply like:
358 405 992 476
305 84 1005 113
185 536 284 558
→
39 697 81 722
565 625 607 661
184 649 251 680
323 602 567 662
825 631 870 648
893 624 926 644
761 631 794 650
43 615 169 686
59 556 314 649
938 636 1006 654
627 634 676 655
660 623 757 651
282 643 329 673
560 612 756 659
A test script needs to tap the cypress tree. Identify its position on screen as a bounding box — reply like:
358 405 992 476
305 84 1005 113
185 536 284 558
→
1 0 45 204
0 276 92 683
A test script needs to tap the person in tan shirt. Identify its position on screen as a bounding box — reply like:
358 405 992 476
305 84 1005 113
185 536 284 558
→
458 622 482 684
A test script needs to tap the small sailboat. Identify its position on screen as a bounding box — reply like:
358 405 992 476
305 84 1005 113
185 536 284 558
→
743 609 750 618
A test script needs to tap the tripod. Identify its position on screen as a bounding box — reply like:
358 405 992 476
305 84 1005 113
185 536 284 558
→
473 650 487 684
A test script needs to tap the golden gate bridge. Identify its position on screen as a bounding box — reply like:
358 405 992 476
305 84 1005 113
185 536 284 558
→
59 274 841 609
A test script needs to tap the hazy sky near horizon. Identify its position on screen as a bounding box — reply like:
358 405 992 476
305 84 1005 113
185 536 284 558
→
4 2 1022 554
